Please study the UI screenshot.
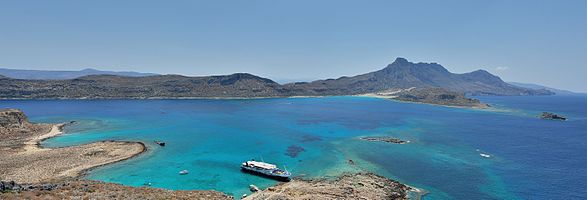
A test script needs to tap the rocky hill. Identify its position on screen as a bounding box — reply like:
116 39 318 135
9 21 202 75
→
283 58 553 96
0 58 552 100
0 73 282 99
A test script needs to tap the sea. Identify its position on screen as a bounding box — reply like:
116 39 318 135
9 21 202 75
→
2 95 586 199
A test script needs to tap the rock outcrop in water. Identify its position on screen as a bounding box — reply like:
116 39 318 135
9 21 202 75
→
540 112 567 121
360 136 408 144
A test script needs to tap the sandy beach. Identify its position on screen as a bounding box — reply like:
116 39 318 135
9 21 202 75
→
21 123 64 153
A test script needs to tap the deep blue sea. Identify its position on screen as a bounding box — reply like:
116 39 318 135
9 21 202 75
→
2 95 586 199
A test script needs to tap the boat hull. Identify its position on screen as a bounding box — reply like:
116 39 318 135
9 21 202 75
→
241 167 291 182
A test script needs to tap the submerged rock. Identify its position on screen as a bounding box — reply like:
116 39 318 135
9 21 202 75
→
285 145 305 158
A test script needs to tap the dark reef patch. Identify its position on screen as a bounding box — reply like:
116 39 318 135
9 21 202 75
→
285 145 305 158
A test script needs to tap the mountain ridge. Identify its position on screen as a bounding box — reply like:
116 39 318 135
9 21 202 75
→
0 58 553 101
0 68 157 80
282 58 552 96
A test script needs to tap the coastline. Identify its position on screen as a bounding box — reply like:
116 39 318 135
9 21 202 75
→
1 108 421 199
21 123 65 153
0 95 325 100
356 93 490 109
0 120 146 183
244 172 414 200
22 123 149 177
0 94 486 110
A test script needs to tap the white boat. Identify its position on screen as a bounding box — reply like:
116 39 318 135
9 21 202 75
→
480 153 491 158
179 170 189 175
241 160 291 181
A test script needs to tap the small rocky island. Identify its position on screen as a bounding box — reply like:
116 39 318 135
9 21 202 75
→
540 112 567 121
360 136 409 144
365 87 490 108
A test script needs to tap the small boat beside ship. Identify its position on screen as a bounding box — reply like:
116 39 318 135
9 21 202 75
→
179 170 189 175
241 160 291 181
154 141 165 146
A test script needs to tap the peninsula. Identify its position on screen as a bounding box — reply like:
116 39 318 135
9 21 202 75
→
0 58 552 108
0 108 231 199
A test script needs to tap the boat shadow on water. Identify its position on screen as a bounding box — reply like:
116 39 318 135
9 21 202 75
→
240 168 291 182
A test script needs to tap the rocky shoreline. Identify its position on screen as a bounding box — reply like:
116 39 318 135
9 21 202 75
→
244 173 413 200
0 179 231 200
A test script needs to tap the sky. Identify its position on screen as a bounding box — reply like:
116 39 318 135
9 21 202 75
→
1 0 586 92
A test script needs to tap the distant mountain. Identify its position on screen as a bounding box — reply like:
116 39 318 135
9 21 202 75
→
0 58 552 101
283 58 553 96
0 68 157 80
508 82 576 95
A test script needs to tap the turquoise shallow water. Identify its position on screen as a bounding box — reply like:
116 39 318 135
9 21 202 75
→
3 95 587 199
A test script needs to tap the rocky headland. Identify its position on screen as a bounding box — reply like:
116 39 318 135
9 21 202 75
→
244 173 414 200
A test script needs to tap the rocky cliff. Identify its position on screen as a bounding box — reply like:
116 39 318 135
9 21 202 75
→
0 109 30 129
0 73 282 99
0 109 51 150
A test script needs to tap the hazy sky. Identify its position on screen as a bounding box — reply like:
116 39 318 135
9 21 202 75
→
1 0 586 92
